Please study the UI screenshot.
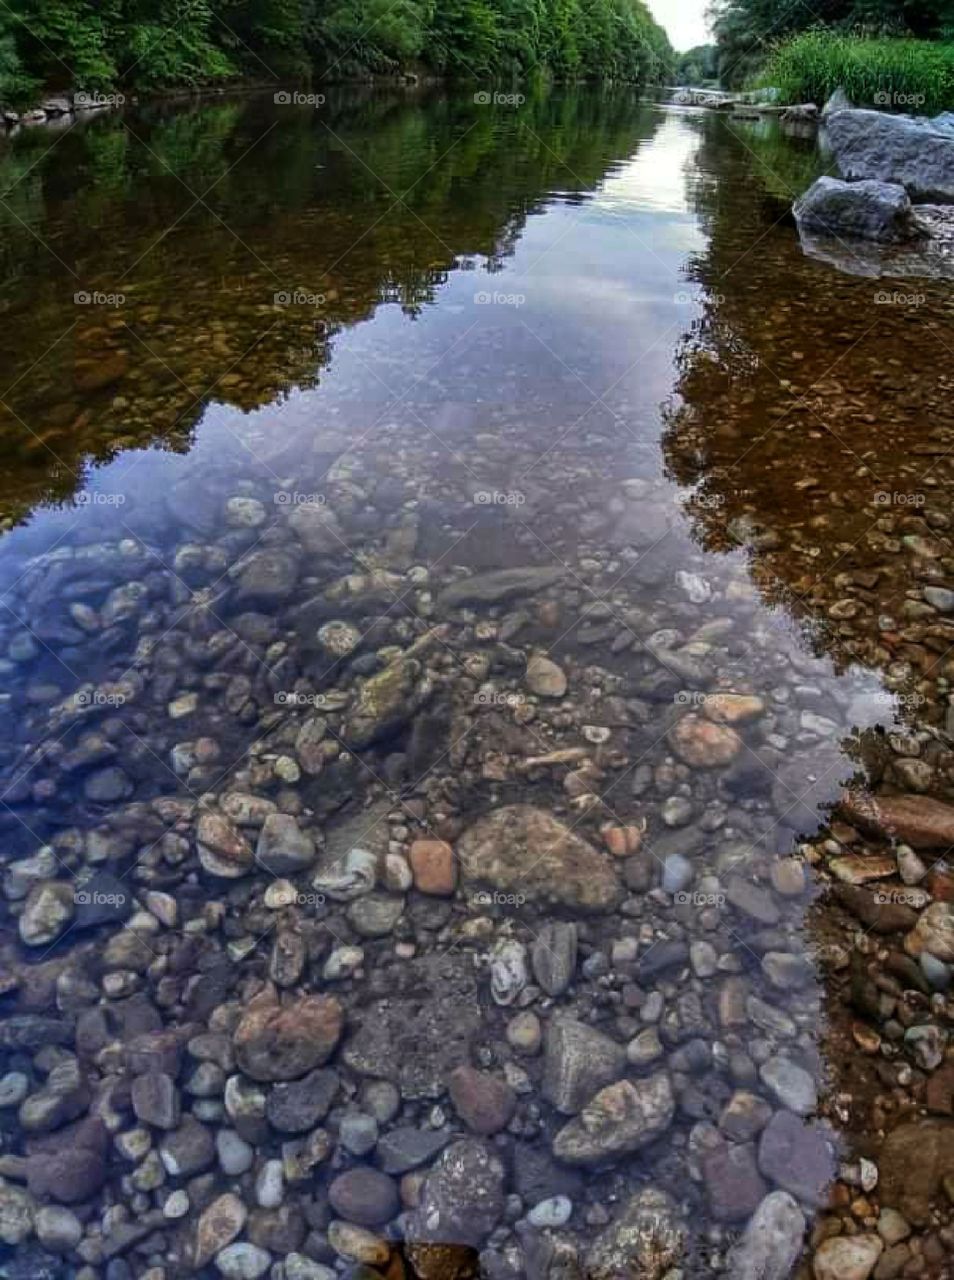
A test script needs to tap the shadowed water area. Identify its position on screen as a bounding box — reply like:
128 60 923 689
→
0 88 952 1280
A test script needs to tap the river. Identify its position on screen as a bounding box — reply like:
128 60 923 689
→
0 87 951 1280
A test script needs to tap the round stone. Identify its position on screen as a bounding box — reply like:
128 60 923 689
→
328 1168 400 1227
668 715 742 768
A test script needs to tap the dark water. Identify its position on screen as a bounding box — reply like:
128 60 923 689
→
0 88 952 1278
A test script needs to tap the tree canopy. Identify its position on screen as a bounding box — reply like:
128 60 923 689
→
0 0 674 102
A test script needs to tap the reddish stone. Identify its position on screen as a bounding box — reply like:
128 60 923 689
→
447 1066 517 1135
408 840 457 896
838 790 954 851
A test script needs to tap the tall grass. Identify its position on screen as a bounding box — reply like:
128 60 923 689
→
762 30 954 115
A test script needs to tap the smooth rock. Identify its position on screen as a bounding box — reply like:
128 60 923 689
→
457 806 621 913
552 1074 674 1165
233 996 343 1081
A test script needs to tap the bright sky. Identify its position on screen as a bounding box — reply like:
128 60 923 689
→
647 0 713 51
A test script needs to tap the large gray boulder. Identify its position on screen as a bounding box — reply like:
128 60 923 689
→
794 176 922 243
821 87 853 120
827 108 954 202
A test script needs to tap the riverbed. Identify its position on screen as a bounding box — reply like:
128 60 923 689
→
0 87 951 1280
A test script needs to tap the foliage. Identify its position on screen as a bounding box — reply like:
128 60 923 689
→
763 29 954 111
675 43 719 85
0 0 672 104
711 0 950 89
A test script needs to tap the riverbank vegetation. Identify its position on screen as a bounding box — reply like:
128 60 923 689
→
763 30 954 114
712 0 952 93
0 0 673 106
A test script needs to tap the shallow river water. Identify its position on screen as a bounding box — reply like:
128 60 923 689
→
0 88 952 1280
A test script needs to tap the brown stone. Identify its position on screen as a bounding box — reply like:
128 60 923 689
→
828 854 897 885
668 714 742 768
925 1062 954 1116
234 994 343 1081
194 1192 246 1268
447 1066 516 1136
702 693 765 724
838 791 954 850
409 840 457 896
879 1120 954 1226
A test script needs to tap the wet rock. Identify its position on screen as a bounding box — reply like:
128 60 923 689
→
757 1111 836 1206
197 812 254 879
726 876 781 926
234 995 344 1081
35 1204 82 1252
19 882 74 946
531 922 577 995
668 714 742 767
158 1115 216 1176
255 814 316 875
343 657 432 749
551 1074 674 1165
407 1139 505 1248
703 1142 768 1222
343 954 481 1099
328 1169 399 1227
131 1071 180 1130
0 1183 35 1245
194 1192 247 1268
760 1057 817 1116
216 1243 272 1280
834 884 917 934
439 566 564 608
375 1126 451 1174
794 177 921 243
457 806 621 913
839 791 954 850
584 1187 685 1280
727 1191 806 1280
266 1068 339 1133
26 1119 108 1204
827 108 954 202
408 839 456 896
347 893 404 938
525 655 567 698
447 1066 516 1135
288 501 343 554
813 1234 883 1280
906 901 954 961
542 1018 626 1115
878 1120 954 1225
234 548 299 606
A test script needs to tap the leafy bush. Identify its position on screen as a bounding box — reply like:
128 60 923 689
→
762 30 954 113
